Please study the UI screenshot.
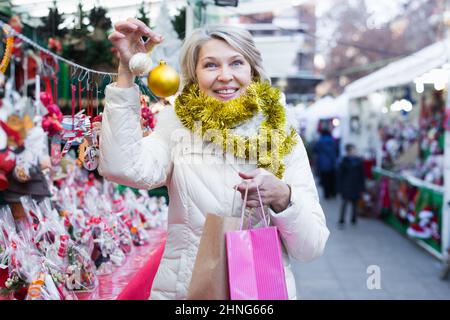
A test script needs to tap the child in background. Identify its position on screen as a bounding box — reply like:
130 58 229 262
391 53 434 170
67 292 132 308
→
337 143 365 228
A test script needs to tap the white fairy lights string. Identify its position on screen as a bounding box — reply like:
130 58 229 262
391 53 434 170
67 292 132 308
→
0 20 162 102
0 20 117 77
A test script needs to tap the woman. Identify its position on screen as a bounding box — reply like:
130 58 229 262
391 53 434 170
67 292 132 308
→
99 18 329 300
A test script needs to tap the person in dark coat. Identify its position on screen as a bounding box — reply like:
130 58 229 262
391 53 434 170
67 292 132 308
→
337 143 365 227
313 128 338 199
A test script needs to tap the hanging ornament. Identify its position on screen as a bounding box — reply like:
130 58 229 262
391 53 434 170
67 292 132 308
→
76 139 87 168
13 151 31 182
129 51 153 76
50 137 61 166
83 145 99 171
6 115 26 147
147 60 180 98
91 114 102 146
60 111 86 157
78 134 99 171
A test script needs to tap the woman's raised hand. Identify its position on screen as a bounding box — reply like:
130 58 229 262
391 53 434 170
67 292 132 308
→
108 18 164 69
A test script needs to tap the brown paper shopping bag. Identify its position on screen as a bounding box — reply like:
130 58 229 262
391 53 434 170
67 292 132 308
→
187 213 241 300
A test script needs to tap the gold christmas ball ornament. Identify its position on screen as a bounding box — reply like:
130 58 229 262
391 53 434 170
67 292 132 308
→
147 60 180 98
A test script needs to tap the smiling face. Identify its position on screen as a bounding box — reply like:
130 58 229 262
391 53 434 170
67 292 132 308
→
195 38 252 102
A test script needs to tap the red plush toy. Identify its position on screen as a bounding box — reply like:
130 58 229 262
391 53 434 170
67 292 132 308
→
40 92 63 137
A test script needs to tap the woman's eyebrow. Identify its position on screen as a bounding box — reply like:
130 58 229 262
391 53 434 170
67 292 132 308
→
200 54 244 62
200 56 217 61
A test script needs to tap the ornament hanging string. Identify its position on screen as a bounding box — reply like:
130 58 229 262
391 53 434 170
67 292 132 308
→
86 82 91 119
95 82 99 116
52 74 58 104
35 74 40 116
43 76 52 101
71 84 76 130
78 79 83 113
88 82 93 120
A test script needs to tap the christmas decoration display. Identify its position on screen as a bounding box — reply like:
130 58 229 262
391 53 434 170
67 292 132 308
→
366 78 447 258
378 89 445 186
0 158 168 300
379 122 418 170
0 19 169 300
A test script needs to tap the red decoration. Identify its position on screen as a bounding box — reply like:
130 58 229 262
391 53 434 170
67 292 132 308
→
0 268 8 288
40 91 63 137
48 38 62 54
0 148 16 190
141 106 155 130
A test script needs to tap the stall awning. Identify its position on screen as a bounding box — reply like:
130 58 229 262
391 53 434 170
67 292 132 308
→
298 94 349 141
345 40 450 99
300 94 348 121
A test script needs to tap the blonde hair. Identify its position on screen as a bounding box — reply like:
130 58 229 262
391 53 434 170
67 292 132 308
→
179 25 270 86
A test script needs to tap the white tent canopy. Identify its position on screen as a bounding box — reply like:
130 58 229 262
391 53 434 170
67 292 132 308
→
345 39 450 99
298 94 348 142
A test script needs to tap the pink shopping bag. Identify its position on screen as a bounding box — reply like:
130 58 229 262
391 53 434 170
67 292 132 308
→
225 185 288 300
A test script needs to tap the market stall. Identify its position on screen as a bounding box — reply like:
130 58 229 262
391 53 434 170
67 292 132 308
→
342 39 450 262
0 18 169 300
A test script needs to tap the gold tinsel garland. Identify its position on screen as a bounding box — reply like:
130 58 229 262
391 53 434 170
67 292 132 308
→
174 81 298 178
0 35 13 74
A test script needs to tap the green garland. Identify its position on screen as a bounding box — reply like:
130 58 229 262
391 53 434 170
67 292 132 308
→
174 81 298 178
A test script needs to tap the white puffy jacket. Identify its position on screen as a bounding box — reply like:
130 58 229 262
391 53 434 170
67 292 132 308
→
99 84 330 300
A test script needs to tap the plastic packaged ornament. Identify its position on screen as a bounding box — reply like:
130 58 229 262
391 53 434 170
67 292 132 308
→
12 156 31 182
25 269 66 300
91 114 102 146
117 222 133 254
77 137 99 172
65 245 98 293
148 60 180 98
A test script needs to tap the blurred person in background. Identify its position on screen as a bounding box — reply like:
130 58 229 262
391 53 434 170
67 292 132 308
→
313 127 338 199
337 143 365 228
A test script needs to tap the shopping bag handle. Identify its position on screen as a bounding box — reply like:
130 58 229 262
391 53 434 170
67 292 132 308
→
239 183 249 230
255 185 268 227
231 184 240 218
235 183 268 230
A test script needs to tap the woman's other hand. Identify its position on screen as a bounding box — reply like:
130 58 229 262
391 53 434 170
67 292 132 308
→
236 168 291 213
